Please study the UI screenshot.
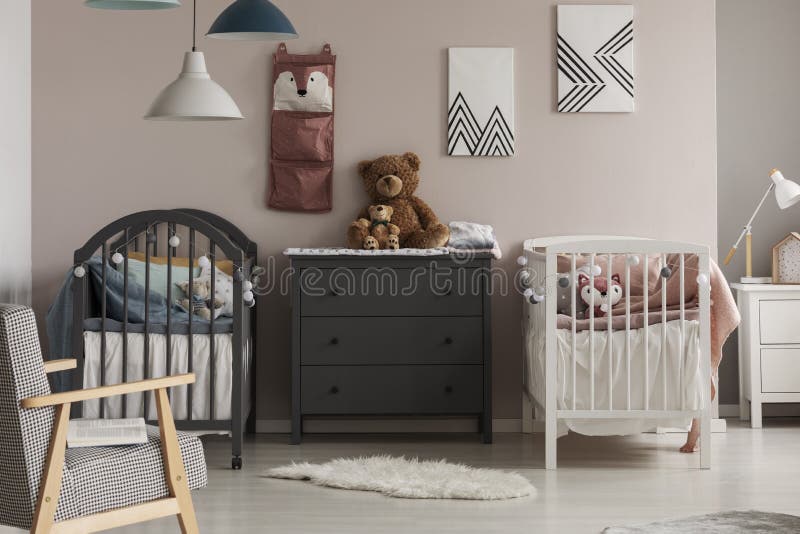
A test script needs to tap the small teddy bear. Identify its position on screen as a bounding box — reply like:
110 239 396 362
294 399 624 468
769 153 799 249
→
177 280 225 320
352 204 401 250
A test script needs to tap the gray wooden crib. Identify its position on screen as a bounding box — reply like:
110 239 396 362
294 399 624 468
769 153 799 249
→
69 209 257 469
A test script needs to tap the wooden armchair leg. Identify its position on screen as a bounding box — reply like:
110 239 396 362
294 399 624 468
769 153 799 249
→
155 388 199 534
32 403 71 534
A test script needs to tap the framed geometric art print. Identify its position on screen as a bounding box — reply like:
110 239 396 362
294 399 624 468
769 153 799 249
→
557 5 634 113
448 47 515 156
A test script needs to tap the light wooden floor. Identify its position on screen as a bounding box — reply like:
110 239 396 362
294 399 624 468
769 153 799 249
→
3 419 799 533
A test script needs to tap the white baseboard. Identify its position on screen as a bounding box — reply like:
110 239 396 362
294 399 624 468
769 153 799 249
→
255 418 725 434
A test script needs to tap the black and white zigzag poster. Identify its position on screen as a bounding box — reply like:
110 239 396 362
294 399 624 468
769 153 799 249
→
448 48 514 157
557 5 634 113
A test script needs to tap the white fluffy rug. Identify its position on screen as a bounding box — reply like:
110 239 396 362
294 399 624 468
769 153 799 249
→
264 455 535 500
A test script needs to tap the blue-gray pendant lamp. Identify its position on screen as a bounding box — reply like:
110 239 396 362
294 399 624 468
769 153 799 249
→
85 0 180 9
207 0 298 40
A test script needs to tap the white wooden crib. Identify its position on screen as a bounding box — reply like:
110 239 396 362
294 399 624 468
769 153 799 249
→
520 236 712 469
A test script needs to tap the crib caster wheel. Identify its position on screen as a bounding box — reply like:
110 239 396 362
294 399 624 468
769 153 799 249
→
232 456 242 470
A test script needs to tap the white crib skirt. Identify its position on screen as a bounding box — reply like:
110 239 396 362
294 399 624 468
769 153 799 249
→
83 331 234 421
525 320 703 436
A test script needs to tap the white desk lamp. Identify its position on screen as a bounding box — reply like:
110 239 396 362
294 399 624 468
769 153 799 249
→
724 168 800 283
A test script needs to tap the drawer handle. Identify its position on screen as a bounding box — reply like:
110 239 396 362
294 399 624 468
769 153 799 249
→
329 386 339 394
444 385 453 394
330 337 339 345
444 337 453 345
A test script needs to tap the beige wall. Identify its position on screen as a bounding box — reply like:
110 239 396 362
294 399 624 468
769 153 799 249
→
1 0 31 305
32 0 717 422
717 0 800 406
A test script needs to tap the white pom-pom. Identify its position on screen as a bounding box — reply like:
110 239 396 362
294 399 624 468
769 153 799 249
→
591 264 602 276
169 235 180 248
243 290 254 302
627 255 640 266
111 252 124 265
198 256 211 269
243 281 253 292
534 286 546 297
517 256 528 266
73 266 86 278
532 293 545 303
697 273 709 286
523 288 535 298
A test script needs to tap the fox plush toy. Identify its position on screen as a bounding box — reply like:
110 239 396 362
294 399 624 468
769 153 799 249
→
578 273 623 317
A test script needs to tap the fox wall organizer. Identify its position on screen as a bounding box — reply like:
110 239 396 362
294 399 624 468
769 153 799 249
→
268 43 336 212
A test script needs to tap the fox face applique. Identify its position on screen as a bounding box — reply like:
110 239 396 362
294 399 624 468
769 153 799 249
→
274 69 333 112
578 273 623 317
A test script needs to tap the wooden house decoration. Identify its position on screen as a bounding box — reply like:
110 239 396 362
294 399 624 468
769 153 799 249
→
772 232 800 284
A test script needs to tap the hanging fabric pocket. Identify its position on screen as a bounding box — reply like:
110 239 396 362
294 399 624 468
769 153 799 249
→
269 161 333 212
268 43 336 212
272 112 334 162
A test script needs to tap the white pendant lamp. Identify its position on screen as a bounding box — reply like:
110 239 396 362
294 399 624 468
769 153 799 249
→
145 0 243 121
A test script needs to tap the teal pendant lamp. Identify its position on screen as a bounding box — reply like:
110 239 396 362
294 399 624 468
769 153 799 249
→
207 0 298 40
85 0 180 9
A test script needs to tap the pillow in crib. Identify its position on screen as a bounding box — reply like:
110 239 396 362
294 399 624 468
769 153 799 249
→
121 258 199 301
199 264 235 317
127 252 234 276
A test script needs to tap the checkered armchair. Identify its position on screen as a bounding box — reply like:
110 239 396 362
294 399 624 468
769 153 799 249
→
0 304 207 533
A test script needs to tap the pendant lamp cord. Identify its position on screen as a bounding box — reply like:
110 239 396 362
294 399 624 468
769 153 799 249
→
192 0 197 52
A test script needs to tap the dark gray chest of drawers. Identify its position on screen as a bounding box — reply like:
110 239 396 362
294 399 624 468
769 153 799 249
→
288 253 493 444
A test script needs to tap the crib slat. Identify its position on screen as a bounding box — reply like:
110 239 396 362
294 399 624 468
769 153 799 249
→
699 253 712 469
661 254 668 410
166 222 174 404
571 253 577 411
643 254 649 410
187 228 195 421
144 226 151 418
122 229 129 418
607 254 613 410
625 256 631 410
209 240 216 421
679 253 685 411
100 242 107 418
152 223 159 256
589 253 595 411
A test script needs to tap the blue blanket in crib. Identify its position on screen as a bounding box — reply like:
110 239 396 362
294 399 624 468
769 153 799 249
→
45 256 202 391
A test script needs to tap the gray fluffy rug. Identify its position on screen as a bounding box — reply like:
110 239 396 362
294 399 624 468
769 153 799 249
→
604 510 800 533
264 455 535 500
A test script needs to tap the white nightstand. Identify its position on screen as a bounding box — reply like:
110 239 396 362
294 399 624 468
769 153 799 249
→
731 283 800 428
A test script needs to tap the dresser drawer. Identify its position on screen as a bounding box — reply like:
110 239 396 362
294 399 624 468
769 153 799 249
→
761 348 800 392
298 268 483 316
759 300 800 344
301 365 483 414
301 317 483 365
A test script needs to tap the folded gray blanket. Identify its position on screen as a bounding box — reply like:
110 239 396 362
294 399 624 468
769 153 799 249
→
448 221 497 249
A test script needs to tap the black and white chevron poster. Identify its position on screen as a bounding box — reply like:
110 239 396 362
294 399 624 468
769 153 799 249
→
448 48 514 157
557 5 634 113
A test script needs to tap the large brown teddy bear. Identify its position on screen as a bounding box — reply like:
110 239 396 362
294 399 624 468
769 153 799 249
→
346 152 450 249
